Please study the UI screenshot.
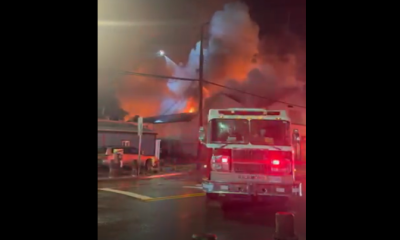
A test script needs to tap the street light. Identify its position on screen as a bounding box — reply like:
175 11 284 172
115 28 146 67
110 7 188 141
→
158 50 165 56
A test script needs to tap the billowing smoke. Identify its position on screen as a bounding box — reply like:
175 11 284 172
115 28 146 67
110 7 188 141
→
117 1 305 119
205 1 259 86
117 59 174 119
202 2 305 108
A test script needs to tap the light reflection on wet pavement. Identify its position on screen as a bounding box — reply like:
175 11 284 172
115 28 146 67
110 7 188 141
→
98 173 306 240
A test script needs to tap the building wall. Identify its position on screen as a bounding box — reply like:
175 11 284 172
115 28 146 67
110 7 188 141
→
98 131 156 156
152 121 198 156
152 94 245 156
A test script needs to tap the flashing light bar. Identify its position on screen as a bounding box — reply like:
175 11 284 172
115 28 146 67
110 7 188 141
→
218 110 281 116
218 110 265 116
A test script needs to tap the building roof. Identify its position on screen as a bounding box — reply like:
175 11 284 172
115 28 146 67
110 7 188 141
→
142 112 197 124
139 87 305 124
141 92 239 124
98 119 155 134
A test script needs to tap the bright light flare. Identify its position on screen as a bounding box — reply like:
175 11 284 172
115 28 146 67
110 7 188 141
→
271 160 280 165
158 50 165 56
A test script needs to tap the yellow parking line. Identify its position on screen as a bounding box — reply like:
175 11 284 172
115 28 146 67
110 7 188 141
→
98 188 153 201
146 192 205 202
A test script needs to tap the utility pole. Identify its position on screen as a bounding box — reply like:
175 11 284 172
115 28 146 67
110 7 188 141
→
198 21 210 128
197 22 209 168
198 24 205 128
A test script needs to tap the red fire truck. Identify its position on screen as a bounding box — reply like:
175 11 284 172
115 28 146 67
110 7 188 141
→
199 108 302 209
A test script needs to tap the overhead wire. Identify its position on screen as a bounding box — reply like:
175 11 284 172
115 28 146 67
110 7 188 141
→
120 70 306 109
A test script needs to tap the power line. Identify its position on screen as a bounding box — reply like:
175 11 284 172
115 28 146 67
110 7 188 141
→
122 71 198 82
121 70 306 109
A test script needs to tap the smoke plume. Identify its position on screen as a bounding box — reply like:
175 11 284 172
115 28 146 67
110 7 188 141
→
116 1 305 119
205 1 259 87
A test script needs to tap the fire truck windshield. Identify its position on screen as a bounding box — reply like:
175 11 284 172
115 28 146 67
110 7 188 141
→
209 118 290 146
250 120 290 146
209 119 249 144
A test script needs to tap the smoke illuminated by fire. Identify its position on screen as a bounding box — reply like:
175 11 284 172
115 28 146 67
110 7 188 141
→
185 97 197 113
117 1 305 119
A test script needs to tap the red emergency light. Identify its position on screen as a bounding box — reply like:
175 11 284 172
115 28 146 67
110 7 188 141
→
218 110 265 116
271 159 280 165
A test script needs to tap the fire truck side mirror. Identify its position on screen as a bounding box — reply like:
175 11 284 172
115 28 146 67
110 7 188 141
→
199 126 206 144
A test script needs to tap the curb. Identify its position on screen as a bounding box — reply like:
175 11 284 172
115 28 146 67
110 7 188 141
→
162 163 198 173
97 171 190 182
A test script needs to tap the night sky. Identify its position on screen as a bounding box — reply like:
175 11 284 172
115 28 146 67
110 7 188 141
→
98 0 305 71
244 0 306 38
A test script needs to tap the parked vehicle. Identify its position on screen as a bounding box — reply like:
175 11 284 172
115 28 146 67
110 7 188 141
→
98 146 159 173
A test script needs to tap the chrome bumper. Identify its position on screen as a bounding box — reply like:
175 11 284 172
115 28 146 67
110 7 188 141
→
202 181 302 197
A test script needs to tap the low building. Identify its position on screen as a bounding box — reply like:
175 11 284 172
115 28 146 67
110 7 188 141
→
98 119 157 156
143 92 244 158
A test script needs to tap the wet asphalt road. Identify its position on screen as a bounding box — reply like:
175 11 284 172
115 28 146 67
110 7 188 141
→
98 173 306 240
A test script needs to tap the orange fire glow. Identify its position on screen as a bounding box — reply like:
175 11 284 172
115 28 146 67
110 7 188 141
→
183 97 196 113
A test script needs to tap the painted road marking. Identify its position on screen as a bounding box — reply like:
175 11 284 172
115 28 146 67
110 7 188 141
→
98 187 205 202
98 188 153 201
98 172 186 181
146 192 205 202
182 184 203 189
140 172 185 179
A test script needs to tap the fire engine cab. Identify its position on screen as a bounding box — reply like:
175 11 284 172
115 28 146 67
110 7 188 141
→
199 108 302 208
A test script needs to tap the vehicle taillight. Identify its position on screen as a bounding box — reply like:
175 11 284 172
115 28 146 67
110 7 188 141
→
211 155 230 171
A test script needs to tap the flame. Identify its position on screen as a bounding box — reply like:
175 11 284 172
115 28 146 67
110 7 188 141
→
183 97 196 113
